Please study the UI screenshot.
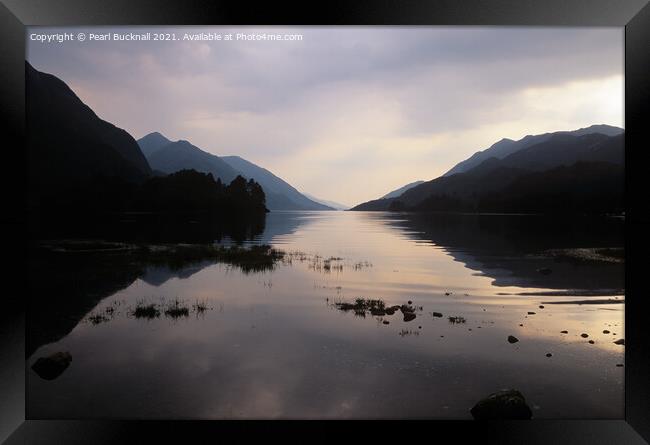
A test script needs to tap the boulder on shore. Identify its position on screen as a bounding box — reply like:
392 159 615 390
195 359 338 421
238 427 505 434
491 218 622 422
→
470 389 533 420
32 351 72 380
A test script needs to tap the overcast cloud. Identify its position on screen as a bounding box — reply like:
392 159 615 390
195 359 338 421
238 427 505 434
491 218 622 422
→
27 26 623 206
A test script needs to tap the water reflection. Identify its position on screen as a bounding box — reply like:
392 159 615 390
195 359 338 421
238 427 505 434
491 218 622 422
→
369 212 624 292
28 211 624 419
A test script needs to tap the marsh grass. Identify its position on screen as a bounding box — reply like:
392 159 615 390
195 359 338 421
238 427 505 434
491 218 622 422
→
87 313 110 325
164 298 190 318
336 298 386 314
132 301 161 319
128 244 286 274
285 251 371 274
192 299 211 315
399 329 420 337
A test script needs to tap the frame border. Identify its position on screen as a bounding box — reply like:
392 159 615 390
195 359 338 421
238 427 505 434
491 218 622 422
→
1 0 649 443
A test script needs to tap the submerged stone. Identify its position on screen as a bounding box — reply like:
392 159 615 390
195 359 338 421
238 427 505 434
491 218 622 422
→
432 312 443 318
508 335 519 344
470 389 533 420
613 338 625 345
403 312 416 322
32 351 72 380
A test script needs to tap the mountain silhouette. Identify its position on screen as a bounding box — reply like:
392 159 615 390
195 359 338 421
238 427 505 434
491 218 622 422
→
137 132 334 211
443 124 623 177
352 129 623 214
381 180 425 199
143 139 240 184
221 156 334 211
27 63 268 231
27 61 151 201
302 193 350 210
137 131 172 158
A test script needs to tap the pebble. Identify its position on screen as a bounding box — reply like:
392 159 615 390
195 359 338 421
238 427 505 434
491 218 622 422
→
508 335 519 344
581 333 589 338
546 353 552 357
603 330 610 334
560 330 568 334
588 340 595 344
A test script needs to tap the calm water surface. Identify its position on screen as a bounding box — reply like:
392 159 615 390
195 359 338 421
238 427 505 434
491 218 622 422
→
28 211 625 419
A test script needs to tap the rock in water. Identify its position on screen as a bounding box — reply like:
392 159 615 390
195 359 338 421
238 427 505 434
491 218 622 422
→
614 338 625 345
32 351 72 380
470 389 533 420
403 312 416 322
508 335 519 344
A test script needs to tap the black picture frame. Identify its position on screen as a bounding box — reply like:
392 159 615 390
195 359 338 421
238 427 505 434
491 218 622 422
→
1 0 649 443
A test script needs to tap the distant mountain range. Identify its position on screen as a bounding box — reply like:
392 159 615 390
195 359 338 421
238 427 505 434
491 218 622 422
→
302 193 350 210
27 60 623 218
352 126 624 214
136 133 333 211
381 181 425 199
26 62 327 223
221 156 333 211
136 133 240 184
443 124 623 177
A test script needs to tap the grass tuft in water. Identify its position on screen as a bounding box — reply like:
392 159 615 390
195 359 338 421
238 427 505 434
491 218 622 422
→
448 316 467 324
164 298 190 318
132 302 161 319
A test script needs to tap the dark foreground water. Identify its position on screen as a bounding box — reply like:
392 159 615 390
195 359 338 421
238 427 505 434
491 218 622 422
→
28 211 625 419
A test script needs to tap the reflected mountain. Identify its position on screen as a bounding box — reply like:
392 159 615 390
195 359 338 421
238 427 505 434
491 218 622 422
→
253 211 312 245
27 211 315 356
140 260 215 286
372 213 624 292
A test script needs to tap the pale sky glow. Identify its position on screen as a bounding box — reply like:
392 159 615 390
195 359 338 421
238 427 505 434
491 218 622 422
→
27 26 624 206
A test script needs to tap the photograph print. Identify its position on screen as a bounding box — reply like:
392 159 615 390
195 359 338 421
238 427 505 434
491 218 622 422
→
26 26 625 420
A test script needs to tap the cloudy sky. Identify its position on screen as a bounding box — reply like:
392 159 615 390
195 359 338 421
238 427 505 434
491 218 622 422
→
27 26 623 206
